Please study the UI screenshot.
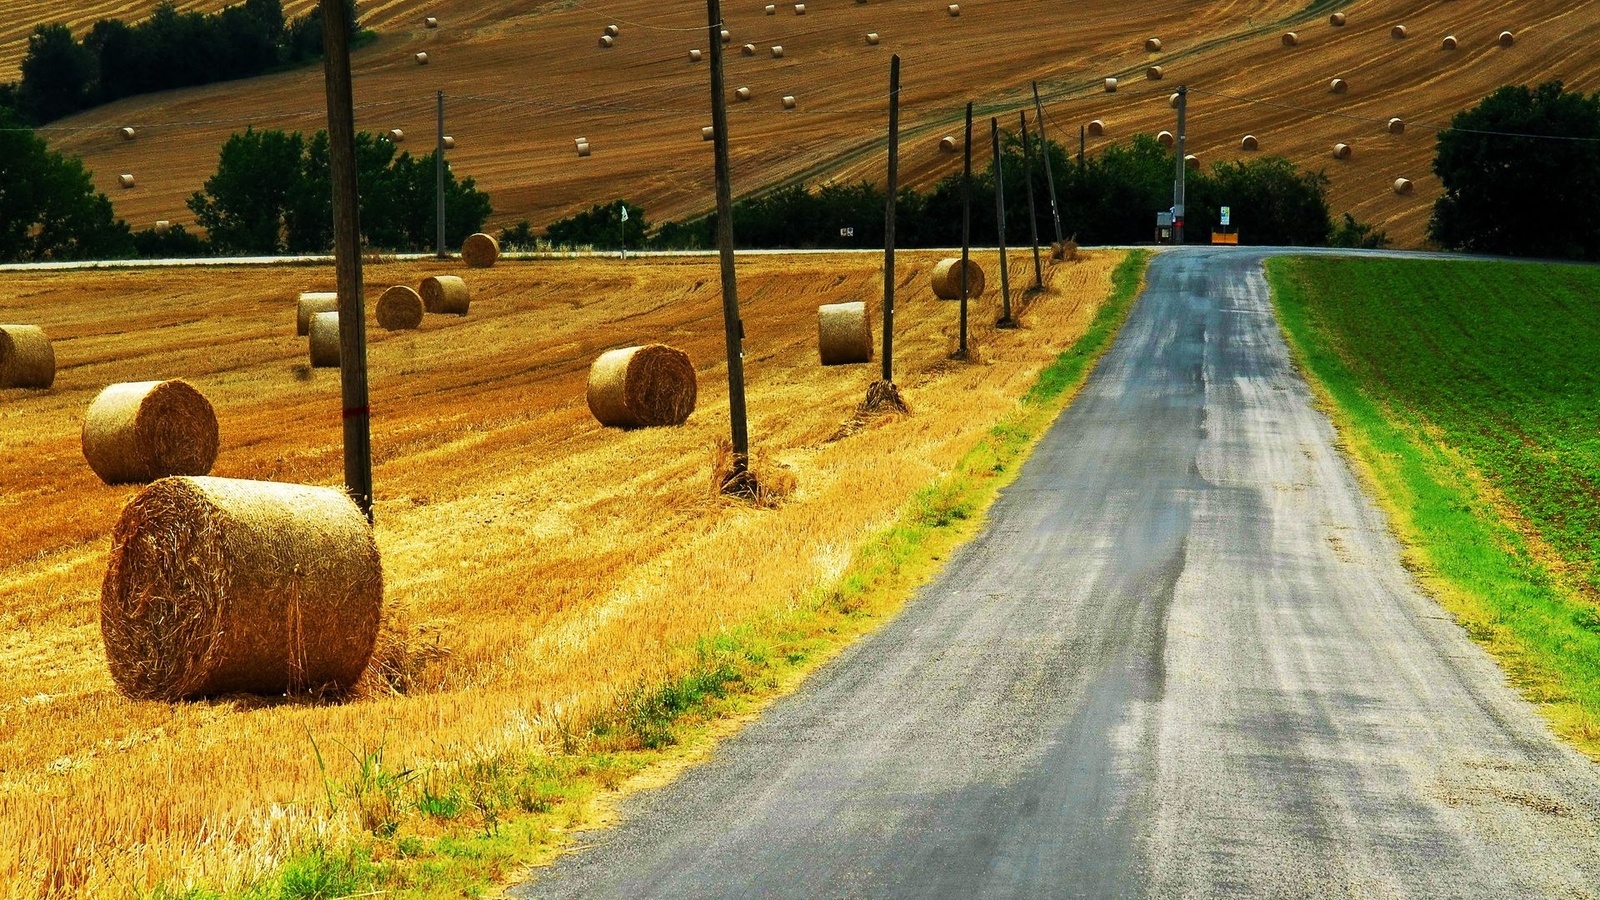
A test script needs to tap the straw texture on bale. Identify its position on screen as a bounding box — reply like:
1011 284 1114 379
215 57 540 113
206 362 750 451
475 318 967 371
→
415 51 429 64
783 95 797 109
605 23 619 36
388 128 405 142
866 32 880 44
599 35 613 47
377 286 425 331
119 174 136 188
1241 134 1259 151
309 312 341 368
296 292 338 336
1329 12 1345 26
424 15 437 27
1391 24 1407 39
443 135 456 149
1144 37 1162 52
120 126 136 140
1442 35 1458 50
1158 130 1175 147
690 49 703 61
1330 78 1348 94
1146 66 1164 80
1499 31 1515 47
586 344 697 428
420 275 471 315
461 232 499 267
100 475 383 700
930 258 985 299
1394 177 1414 195
771 45 784 57
1388 117 1405 134
742 43 756 55
1088 119 1105 136
1333 142 1352 159
947 4 959 15
0 324 55 389
82 380 219 485
1104 77 1118 92
818 302 872 366
1282 31 1299 46
939 135 957 152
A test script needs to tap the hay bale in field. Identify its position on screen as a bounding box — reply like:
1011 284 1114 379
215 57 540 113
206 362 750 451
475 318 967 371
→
1104 77 1118 92
771 45 784 57
1145 37 1162 52
702 125 715 140
443 135 456 149
420 275 471 315
82 380 218 485
1391 24 1408 39
1333 142 1352 159
1282 31 1299 47
866 32 880 44
1169 92 1181 108
309 312 341 368
576 140 592 156
461 232 499 267
931 258 985 299
1330 12 1345 26
1394 177 1414 195
415 51 429 64
388 128 405 142
722 29 732 43
377 286 424 331
1330 77 1348 94
599 35 614 48
742 42 756 56
119 174 136 189
783 95 797 109
940 135 957 152
1052 239 1079 261
119 126 136 140
1442 35 1458 50
736 86 752 101
0 325 55 389
818 302 872 365
1184 153 1199 169
1499 30 1515 48
1158 130 1175 147
587 344 697 428
1241 134 1259 151
605 23 619 36
424 15 438 27
766 4 776 13
690 48 703 61
794 3 805 13
1388 117 1405 134
296 292 338 336
1088 119 1105 136
1146 65 1164 80
155 220 171 234
100 475 382 700
947 4 960 16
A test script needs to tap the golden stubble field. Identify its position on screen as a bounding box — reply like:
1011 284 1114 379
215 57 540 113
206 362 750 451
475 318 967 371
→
17 0 1600 249
0 248 1122 896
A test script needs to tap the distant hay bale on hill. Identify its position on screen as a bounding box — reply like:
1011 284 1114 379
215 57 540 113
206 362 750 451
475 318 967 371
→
1146 65 1164 80
766 4 776 13
736 86 752 101
443 135 456 149
599 35 613 48
1282 32 1299 47
771 45 784 57
1184 153 1199 170
296 292 338 336
83 380 219 485
587 344 697 428
1391 24 1407 39
376 286 424 331
742 43 756 56
576 139 591 156
1169 92 1181 108
939 135 957 152
100 475 382 700
1388 117 1405 134
1330 12 1345 26
1104 77 1118 92
415 51 429 64
605 24 619 36
1158 130 1175 147
1499 30 1515 48
722 29 732 43
783 95 797 109
424 15 437 28
818 301 872 365
866 32 880 45
388 128 405 142
689 48 703 61
461 232 499 267
1145 37 1162 52
0 324 55 389
119 126 136 140
309 312 341 368
1442 35 1458 50
1088 119 1105 136
1333 142 1352 159
1394 177 1414 195
1330 78 1348 94
420 275 471 315
702 125 715 140
931 258 985 299
119 174 136 189
155 220 171 234
947 4 960 16
1241 134 1259 151
794 3 805 13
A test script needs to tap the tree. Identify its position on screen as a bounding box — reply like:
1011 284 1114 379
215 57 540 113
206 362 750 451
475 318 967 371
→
1429 80 1600 259
547 200 649 249
1188 157 1333 245
0 110 133 261
16 24 96 123
189 127 306 254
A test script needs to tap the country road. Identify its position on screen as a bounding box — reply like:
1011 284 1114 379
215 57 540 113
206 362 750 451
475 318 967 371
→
519 247 1600 898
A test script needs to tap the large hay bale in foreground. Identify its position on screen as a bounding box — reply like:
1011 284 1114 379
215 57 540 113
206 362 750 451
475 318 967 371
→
296 292 338 336
0 324 56 389
931 258 986 299
83 380 219 485
377 286 425 331
309 312 341 368
100 475 382 700
587 344 696 428
818 301 872 366
462 232 499 268
419 275 471 315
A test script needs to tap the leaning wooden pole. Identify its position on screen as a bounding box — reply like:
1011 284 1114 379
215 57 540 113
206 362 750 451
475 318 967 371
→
706 0 750 483
881 54 900 384
957 100 972 360
319 0 374 521
992 117 1015 328
1031 80 1064 247
1019 111 1043 290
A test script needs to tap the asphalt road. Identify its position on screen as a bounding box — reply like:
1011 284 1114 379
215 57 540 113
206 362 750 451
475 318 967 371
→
520 247 1600 899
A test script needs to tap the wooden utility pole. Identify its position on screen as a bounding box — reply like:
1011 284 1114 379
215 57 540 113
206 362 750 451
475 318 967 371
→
1173 84 1188 244
882 54 900 384
1019 111 1043 290
956 100 972 360
435 90 447 260
706 0 749 480
991 117 1014 328
319 0 373 521
1030 81 1064 247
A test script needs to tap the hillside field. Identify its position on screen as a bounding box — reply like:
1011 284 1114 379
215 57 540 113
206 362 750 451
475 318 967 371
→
0 249 1126 896
12 0 1598 249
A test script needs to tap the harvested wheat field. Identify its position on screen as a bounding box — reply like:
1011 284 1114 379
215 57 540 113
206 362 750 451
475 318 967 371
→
0 249 1123 896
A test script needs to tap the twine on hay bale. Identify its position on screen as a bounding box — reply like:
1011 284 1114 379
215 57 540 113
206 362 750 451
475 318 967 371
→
1146 65 1164 80
1241 134 1260 151
82 380 218 485
1088 119 1105 136
0 324 55 389
1333 142 1352 159
1104 77 1118 92
1330 78 1348 94
1145 37 1162 52
309 312 341 368
859 379 909 416
587 344 697 428
866 32 880 44
420 275 470 315
1442 35 1458 50
461 232 499 267
1499 31 1515 48
100 475 382 700
1330 12 1345 26
1282 31 1299 47
1388 117 1405 134
931 258 985 299
1391 24 1408 39
376 286 424 331
119 174 136 189
818 301 872 365
296 292 338 336
1158 130 1175 147
1394 177 1414 195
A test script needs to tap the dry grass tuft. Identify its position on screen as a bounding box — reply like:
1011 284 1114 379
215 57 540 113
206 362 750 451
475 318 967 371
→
858 379 911 417
710 437 796 508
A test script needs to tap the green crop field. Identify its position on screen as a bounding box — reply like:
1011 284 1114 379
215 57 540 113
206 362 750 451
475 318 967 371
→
1270 255 1600 755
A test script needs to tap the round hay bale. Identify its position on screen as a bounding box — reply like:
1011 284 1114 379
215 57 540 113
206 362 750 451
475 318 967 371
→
388 128 405 142
420 275 470 315
1391 24 1407 39
605 23 619 36
1388 117 1406 134
1158 130 1175 147
415 51 429 64
948 4 960 16
866 32 880 44
736 86 752 101
442 135 457 149
461 232 499 268
1088 119 1105 136
1394 177 1414 195
0 324 55 389
1282 31 1299 47
794 3 805 13
766 4 776 13
1442 35 1458 50
722 29 732 43
930 258 985 300
424 15 438 28
818 302 872 365
576 140 592 157
1330 77 1348 94
1499 30 1515 48
155 220 171 234
296 292 338 336
742 43 756 56
82 380 219 485
309 312 341 368
1145 37 1162 52
100 475 382 700
1104 77 1118 93
1184 153 1199 170
1241 134 1259 151
119 174 136 189
702 126 715 141
1330 12 1346 26
939 135 957 152
1169 92 1181 109
690 48 703 61
377 286 424 331
119 126 136 140
1146 65 1164 80
1333 142 1352 159
587 344 697 428
771 45 784 57
599 35 614 48
783 95 797 109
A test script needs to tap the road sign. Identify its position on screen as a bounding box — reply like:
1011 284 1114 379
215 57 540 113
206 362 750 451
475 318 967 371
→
840 227 855 237
1220 206 1231 226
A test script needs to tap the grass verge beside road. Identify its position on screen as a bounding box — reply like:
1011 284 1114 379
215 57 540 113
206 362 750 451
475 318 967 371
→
1269 255 1600 758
